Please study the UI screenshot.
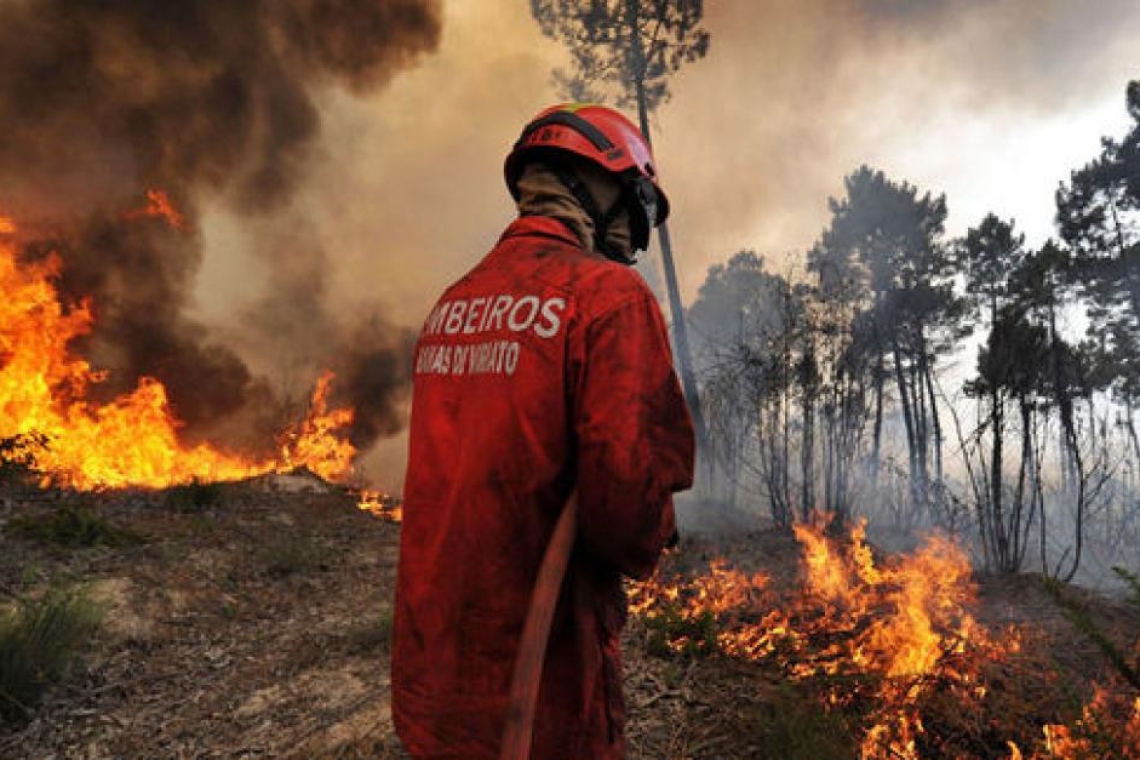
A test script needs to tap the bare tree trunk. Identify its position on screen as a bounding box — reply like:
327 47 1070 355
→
923 350 944 484
1125 400 1140 469
823 402 835 515
891 337 920 517
1022 413 1044 570
1011 396 1032 571
1048 389 1089 582
1048 302 1077 494
801 380 815 523
990 385 1008 571
945 388 991 569
625 0 709 478
913 341 931 520
773 404 791 529
871 346 885 480
781 378 791 521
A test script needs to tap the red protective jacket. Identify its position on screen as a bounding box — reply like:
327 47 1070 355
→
392 216 695 759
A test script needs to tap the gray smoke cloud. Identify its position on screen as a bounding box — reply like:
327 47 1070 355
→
0 0 440 457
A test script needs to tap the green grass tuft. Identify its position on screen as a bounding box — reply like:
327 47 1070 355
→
753 685 855 760
345 606 394 653
0 584 103 722
1113 566 1140 603
259 535 329 577
7 504 145 548
164 478 223 513
1042 575 1140 690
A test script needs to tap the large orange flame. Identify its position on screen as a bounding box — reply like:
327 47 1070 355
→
0 206 358 490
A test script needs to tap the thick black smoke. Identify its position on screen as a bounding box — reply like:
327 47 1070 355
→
0 0 440 455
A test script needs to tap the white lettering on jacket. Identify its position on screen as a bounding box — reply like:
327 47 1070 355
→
417 294 568 379
414 341 522 377
422 294 566 340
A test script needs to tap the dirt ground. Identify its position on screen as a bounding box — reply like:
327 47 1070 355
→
0 481 1136 759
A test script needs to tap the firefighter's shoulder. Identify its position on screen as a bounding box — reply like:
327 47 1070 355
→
572 257 658 322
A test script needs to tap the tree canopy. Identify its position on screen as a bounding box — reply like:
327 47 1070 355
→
530 0 710 112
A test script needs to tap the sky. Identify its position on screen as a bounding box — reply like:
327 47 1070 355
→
186 0 1140 485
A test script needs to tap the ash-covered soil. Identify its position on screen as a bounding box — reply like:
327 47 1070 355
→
0 484 1136 759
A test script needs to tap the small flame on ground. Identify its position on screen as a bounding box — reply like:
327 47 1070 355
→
357 489 402 522
1017 688 1140 759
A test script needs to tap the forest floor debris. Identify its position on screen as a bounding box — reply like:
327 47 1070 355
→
0 482 1136 758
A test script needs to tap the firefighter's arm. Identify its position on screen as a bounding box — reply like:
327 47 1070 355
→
574 289 695 580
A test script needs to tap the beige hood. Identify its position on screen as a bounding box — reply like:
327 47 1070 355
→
515 162 632 260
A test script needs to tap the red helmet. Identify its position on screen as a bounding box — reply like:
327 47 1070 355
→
504 103 670 258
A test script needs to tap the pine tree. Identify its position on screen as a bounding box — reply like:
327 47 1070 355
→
530 0 712 468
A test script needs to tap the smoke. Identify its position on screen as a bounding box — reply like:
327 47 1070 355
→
198 0 1133 486
655 0 1140 285
284 0 1140 327
7 0 1129 481
0 0 441 456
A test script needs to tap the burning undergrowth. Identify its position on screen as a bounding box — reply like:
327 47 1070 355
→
628 522 1140 759
0 206 404 491
0 1 440 488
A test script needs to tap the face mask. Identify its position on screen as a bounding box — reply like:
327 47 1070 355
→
625 175 659 253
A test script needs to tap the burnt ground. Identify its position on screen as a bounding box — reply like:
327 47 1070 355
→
0 482 1137 759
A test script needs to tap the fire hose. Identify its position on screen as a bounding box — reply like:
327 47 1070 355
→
499 491 579 760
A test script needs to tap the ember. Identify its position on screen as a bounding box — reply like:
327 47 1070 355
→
122 189 186 231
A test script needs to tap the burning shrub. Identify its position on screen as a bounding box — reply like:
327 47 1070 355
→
0 432 48 486
0 223 364 491
640 598 720 658
0 584 103 722
628 524 1040 758
1013 688 1140 760
630 558 767 658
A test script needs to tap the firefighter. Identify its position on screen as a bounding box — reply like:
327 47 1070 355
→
392 103 695 759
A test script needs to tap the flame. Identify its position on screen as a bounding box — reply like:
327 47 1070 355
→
630 522 1140 758
278 371 356 483
1024 688 1140 760
0 205 361 490
629 521 1004 758
123 188 186 230
357 488 402 522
